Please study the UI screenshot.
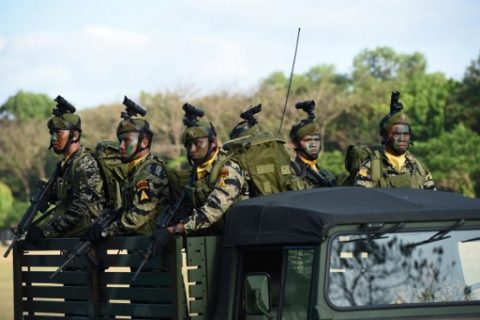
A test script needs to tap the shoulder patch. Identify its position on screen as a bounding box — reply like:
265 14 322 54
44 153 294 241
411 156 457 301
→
219 167 229 178
136 179 151 203
136 179 148 191
359 168 369 177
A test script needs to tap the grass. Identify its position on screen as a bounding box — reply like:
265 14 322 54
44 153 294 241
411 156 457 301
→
0 245 13 320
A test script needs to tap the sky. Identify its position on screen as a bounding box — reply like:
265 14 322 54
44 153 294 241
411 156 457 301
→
0 0 479 109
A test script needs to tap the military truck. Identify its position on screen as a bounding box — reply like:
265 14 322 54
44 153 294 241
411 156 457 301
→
12 188 480 319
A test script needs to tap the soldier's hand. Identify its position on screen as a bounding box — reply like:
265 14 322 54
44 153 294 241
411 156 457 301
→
153 228 171 256
81 223 104 243
25 226 44 244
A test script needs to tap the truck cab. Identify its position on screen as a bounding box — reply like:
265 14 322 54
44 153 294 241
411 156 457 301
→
13 188 480 319
213 187 480 319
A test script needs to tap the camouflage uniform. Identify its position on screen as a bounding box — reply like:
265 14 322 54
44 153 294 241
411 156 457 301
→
42 147 106 237
182 151 250 234
291 156 336 188
354 150 436 190
103 154 170 236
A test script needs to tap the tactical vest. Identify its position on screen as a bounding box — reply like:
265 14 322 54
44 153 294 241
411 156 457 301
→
51 149 98 236
184 152 229 209
291 158 336 188
344 145 427 188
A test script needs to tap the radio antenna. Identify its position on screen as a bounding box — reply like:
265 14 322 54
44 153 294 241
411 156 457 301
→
278 27 301 134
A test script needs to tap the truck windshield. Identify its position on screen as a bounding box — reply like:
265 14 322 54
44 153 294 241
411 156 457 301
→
327 228 480 308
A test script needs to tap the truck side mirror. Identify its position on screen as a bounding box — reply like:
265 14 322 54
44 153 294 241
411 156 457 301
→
243 273 272 317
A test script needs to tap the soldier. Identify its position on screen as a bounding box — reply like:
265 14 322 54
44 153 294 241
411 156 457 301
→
354 91 436 189
164 103 249 236
26 96 106 243
290 100 336 188
85 99 170 240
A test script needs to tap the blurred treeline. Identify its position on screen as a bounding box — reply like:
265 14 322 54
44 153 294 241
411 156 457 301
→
0 47 479 227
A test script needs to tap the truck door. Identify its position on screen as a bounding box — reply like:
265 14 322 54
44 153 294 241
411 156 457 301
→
237 246 317 320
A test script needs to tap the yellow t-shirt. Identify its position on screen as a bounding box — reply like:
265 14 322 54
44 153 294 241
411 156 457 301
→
384 150 406 172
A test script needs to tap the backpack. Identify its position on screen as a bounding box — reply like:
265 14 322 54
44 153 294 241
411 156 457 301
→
342 144 427 187
93 140 130 209
220 132 305 196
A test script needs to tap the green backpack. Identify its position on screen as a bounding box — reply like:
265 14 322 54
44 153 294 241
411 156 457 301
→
92 140 130 209
220 132 305 196
342 145 383 186
342 144 427 187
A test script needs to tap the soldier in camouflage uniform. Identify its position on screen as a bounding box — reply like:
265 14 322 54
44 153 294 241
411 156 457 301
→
26 97 106 243
166 104 249 236
290 100 336 189
96 117 171 238
354 93 436 190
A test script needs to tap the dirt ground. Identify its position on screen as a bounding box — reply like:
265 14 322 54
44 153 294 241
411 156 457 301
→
0 245 13 320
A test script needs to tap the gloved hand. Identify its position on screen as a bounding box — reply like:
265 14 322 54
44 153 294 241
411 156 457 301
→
25 226 44 244
81 223 104 242
153 228 172 256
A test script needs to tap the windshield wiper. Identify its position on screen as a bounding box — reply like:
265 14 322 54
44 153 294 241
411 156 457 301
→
462 236 480 243
343 222 406 243
406 219 465 249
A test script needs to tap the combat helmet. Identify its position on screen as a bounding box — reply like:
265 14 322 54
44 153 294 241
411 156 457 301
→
181 103 216 145
116 96 153 163
379 91 411 140
116 96 153 139
47 95 82 132
289 100 320 141
229 104 263 139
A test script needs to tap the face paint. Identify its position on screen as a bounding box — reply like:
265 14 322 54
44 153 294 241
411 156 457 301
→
387 124 410 155
298 134 321 159
50 129 69 154
186 137 210 164
118 132 140 161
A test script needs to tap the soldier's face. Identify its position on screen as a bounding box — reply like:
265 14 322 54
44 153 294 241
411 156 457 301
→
118 132 139 161
186 137 213 164
298 134 320 159
50 129 70 154
386 124 410 155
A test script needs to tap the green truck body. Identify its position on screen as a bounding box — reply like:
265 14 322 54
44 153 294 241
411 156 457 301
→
13 188 480 319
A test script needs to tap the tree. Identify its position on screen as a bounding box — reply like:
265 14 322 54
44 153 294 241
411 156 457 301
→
0 91 54 122
0 119 51 198
402 72 455 140
0 181 14 227
448 52 480 133
411 125 480 197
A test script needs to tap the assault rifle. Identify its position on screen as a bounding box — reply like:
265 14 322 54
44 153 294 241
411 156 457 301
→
3 165 61 258
131 192 187 282
49 209 121 279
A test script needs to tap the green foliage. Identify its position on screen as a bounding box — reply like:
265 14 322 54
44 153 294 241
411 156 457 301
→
448 52 480 133
353 47 426 82
412 125 480 197
0 47 479 199
0 182 14 225
318 150 346 177
0 90 55 122
0 181 28 227
402 72 456 140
